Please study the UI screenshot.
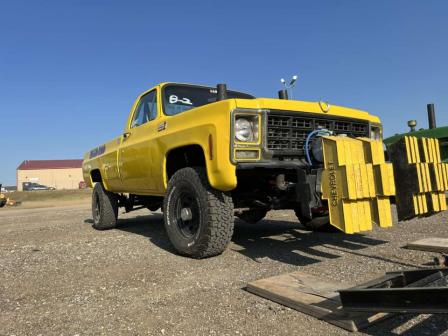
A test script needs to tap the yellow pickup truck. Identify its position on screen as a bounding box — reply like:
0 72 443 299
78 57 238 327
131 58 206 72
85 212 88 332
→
83 82 447 258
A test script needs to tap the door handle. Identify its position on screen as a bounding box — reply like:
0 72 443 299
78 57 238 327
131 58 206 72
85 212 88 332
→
123 132 131 140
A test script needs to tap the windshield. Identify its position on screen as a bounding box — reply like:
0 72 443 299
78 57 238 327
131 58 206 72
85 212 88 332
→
163 84 254 116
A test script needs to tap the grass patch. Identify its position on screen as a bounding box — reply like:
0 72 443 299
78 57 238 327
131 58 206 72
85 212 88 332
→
7 189 92 203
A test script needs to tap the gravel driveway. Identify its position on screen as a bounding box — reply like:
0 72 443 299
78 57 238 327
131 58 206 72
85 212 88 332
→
1 204 447 335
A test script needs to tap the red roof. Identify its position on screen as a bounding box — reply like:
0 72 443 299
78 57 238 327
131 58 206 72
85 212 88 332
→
17 159 83 170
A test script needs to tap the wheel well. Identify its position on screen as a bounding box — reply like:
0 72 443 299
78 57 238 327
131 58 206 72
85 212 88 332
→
166 145 206 180
90 169 102 183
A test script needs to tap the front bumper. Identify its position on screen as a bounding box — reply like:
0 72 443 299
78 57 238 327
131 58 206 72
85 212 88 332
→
236 161 307 170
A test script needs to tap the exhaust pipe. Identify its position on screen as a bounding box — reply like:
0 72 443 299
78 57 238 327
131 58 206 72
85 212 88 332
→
278 89 289 100
216 83 228 101
427 103 437 129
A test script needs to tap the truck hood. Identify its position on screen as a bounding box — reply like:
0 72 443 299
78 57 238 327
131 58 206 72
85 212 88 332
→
234 98 381 124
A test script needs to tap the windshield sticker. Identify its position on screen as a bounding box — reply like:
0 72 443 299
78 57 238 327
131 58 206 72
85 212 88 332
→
169 95 193 105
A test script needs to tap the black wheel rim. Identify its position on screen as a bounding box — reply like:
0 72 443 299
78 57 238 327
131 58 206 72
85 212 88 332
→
174 189 201 238
93 193 100 223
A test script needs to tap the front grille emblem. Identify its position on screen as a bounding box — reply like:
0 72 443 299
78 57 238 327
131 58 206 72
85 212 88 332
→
319 101 331 113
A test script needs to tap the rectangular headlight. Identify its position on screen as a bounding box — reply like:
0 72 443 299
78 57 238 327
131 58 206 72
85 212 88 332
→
234 115 259 143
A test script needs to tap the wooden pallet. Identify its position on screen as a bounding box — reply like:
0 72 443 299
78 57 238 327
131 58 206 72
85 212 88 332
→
246 271 390 332
404 237 448 254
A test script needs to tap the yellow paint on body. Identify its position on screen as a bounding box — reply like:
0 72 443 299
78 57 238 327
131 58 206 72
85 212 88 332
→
83 83 381 195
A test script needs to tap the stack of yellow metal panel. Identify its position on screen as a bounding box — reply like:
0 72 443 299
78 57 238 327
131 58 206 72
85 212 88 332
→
419 138 447 213
321 136 395 234
388 136 448 220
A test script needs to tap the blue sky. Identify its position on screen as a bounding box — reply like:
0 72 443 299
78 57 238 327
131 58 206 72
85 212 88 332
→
1 1 447 185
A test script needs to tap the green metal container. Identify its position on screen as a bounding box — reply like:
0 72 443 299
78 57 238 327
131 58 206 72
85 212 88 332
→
384 104 448 163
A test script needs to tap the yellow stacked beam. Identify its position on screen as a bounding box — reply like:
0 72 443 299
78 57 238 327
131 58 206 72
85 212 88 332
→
420 138 448 213
360 138 396 228
388 136 448 220
320 136 395 234
408 136 430 215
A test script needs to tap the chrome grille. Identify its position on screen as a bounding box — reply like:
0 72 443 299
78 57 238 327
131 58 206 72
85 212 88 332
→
266 111 369 158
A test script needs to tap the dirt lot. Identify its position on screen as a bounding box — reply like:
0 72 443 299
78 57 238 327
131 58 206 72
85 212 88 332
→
1 201 448 336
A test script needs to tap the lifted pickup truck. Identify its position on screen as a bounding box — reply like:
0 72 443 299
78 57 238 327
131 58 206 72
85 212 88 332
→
83 82 447 258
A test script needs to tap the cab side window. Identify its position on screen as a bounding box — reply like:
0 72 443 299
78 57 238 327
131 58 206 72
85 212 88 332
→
130 90 158 128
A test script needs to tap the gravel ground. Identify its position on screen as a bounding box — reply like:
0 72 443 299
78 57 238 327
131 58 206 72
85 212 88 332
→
1 204 448 336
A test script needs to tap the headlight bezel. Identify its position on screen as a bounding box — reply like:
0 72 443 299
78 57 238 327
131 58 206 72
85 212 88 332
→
231 109 265 163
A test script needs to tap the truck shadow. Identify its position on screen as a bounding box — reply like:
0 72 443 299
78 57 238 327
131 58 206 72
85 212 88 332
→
231 218 398 267
97 213 403 268
113 213 178 255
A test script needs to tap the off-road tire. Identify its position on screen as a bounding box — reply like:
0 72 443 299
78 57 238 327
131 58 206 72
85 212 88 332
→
163 167 234 258
294 208 335 232
92 183 118 230
236 209 268 224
